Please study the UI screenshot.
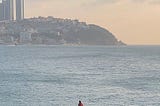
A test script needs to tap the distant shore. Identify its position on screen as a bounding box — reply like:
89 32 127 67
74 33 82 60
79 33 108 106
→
0 17 126 46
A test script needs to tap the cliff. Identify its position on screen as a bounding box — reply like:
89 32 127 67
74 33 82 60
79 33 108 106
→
0 16 125 45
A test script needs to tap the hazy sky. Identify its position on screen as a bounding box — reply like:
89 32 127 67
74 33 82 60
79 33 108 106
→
25 0 160 45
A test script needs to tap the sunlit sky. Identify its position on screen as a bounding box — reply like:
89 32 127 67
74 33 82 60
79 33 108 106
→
24 0 160 45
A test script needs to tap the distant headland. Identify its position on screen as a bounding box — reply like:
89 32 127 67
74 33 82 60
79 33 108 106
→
0 16 126 45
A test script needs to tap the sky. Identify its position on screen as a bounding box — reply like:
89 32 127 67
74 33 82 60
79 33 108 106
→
25 0 160 45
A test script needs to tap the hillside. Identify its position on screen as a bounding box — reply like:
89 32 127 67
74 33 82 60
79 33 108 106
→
0 16 125 45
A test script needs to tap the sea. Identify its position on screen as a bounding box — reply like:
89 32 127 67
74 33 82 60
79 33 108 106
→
0 45 160 106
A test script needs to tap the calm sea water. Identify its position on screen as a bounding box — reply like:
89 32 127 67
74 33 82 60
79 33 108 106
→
0 45 160 106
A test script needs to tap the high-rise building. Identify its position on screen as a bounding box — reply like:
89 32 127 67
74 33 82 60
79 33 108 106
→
0 0 24 21
0 1 4 21
0 0 6 21
16 0 24 20
4 0 14 20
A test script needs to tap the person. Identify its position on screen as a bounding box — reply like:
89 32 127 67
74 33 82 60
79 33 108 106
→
78 101 84 106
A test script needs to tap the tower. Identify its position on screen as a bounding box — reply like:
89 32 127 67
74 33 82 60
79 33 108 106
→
0 1 4 21
0 0 25 21
16 0 24 20
4 0 14 20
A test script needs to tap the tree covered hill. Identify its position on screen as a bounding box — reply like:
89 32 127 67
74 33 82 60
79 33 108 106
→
0 16 125 45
